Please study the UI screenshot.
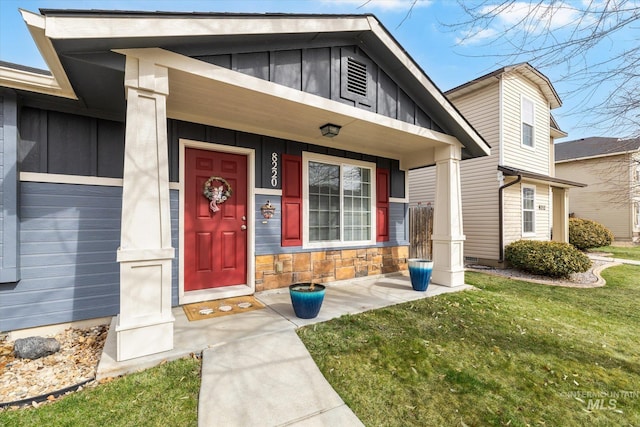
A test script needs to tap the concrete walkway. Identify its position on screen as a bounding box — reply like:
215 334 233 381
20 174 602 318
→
589 254 640 266
96 274 473 426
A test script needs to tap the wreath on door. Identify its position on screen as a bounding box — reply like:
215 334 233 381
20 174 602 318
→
203 176 233 212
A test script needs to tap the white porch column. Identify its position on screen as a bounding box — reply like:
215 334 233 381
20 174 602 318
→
116 57 175 361
431 144 466 287
552 188 569 243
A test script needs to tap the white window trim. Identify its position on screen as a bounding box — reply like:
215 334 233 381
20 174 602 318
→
522 184 536 236
521 95 535 150
302 152 377 249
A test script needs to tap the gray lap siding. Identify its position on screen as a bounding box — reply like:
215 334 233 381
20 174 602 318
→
0 183 121 331
3 109 407 332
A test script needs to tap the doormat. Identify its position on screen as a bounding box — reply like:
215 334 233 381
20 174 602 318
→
182 295 265 322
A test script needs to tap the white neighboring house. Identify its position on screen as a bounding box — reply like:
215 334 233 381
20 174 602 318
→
555 137 640 242
409 63 585 266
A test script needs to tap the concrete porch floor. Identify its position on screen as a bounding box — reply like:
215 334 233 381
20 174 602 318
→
96 274 474 425
97 274 472 379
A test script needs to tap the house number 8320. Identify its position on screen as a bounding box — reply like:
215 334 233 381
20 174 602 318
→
271 153 278 187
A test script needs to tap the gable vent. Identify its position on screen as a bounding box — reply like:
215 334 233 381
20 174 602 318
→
346 57 368 97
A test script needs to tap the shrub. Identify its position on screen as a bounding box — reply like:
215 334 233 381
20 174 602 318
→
505 239 592 278
569 218 614 250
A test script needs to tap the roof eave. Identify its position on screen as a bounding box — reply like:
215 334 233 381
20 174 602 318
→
15 9 490 161
447 63 562 109
498 165 586 188
14 9 77 99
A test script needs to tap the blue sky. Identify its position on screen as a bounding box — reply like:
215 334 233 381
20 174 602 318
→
0 0 632 140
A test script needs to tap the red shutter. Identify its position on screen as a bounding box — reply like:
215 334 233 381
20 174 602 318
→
281 154 303 247
376 168 390 242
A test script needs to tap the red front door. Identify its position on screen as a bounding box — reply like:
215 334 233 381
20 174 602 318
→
184 148 248 291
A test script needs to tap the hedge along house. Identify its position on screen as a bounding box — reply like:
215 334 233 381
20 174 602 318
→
0 10 489 361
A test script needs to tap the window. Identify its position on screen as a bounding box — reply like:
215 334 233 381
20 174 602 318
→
635 202 640 228
522 185 536 234
521 97 535 148
304 153 375 247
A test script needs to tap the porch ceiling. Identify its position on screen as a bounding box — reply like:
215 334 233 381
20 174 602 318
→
117 48 459 170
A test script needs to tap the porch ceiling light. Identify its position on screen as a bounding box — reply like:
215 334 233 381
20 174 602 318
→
319 123 341 138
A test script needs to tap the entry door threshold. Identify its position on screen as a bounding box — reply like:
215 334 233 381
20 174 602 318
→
180 284 253 305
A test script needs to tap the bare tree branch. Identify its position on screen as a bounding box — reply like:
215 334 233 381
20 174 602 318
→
439 0 640 137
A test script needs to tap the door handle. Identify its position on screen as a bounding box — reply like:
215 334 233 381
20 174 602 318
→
241 225 247 230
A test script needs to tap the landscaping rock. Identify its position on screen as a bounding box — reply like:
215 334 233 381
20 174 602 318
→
14 337 60 360
1 326 108 404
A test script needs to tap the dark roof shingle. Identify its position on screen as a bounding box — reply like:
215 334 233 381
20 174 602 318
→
555 137 640 162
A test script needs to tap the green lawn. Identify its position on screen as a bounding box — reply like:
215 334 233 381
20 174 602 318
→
3 266 638 426
0 356 201 427
593 245 640 261
298 265 640 427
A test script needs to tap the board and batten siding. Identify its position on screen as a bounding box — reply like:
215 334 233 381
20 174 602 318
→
556 156 634 240
195 46 445 134
501 75 551 176
503 181 551 247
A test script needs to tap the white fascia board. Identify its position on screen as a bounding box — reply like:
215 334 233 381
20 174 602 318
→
0 66 61 97
44 15 371 39
17 10 76 99
366 16 490 158
550 126 568 139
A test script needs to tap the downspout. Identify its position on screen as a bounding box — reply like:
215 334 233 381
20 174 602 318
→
499 174 522 262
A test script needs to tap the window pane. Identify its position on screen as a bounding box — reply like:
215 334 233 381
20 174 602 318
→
523 123 533 147
523 211 534 233
343 165 371 242
523 199 534 210
522 98 534 122
522 187 535 233
309 162 340 242
307 159 373 244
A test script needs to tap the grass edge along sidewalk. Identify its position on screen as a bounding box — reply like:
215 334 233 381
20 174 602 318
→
0 355 201 427
298 265 640 427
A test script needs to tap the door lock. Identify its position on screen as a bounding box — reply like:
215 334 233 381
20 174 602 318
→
241 225 247 230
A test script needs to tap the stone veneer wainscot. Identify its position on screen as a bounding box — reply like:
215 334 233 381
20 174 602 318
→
255 246 409 291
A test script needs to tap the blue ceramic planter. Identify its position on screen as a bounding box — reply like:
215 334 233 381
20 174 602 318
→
408 258 434 291
289 283 326 319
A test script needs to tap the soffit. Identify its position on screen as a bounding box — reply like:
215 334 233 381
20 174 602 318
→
122 48 458 170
